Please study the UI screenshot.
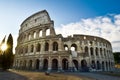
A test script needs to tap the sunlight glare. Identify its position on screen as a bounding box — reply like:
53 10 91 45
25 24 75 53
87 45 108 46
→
1 43 7 51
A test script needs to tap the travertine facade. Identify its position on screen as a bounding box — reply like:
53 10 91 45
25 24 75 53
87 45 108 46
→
13 10 114 72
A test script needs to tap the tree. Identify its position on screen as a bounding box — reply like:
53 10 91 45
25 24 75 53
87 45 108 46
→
1 34 14 70
113 52 120 64
0 36 6 68
6 34 14 69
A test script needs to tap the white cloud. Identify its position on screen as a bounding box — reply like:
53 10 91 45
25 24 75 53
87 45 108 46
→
55 14 120 52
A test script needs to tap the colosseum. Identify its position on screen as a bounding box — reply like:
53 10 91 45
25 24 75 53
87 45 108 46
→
13 10 114 72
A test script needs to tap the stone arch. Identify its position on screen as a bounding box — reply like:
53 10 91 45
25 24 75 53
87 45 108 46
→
95 47 98 56
81 59 88 71
71 44 77 51
46 28 50 36
64 44 68 51
73 59 78 70
28 33 31 40
52 59 58 70
106 61 108 71
33 31 36 39
102 61 105 71
81 60 87 67
45 42 49 51
62 58 69 70
36 43 41 52
91 60 96 69
39 30 42 37
96 61 101 70
35 59 40 70
31 45 34 52
53 42 58 51
85 46 88 55
90 47 94 56
100 48 102 57
43 59 48 70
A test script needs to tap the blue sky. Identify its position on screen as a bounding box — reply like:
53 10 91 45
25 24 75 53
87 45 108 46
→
0 0 120 52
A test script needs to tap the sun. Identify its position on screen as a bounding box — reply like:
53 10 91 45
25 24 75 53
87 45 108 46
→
1 43 7 51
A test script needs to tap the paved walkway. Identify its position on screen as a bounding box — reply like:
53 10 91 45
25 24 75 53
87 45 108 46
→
65 72 120 80
0 71 27 80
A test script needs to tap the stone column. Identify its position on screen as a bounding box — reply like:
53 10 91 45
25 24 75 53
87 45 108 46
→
58 38 64 51
49 40 52 51
32 60 35 70
41 41 45 54
98 48 101 58
88 47 91 58
93 47 96 59
42 28 46 38
69 55 73 71
36 30 39 38
58 56 62 72
39 58 43 70
50 23 56 36
48 57 52 71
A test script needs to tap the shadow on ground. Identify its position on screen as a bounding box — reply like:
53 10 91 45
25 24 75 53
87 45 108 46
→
0 70 28 80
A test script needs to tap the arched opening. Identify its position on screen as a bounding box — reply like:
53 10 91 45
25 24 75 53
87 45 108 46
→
62 58 68 70
45 42 49 51
73 60 78 70
31 45 34 52
90 47 94 56
71 44 77 51
64 44 68 51
36 59 40 70
33 32 36 39
36 43 41 52
52 59 58 70
91 60 96 69
39 30 42 37
53 42 58 51
81 59 88 71
29 60 32 70
28 34 31 40
95 47 98 56
46 28 50 36
97 61 101 70
100 48 102 57
43 59 48 70
85 46 88 56
102 61 105 71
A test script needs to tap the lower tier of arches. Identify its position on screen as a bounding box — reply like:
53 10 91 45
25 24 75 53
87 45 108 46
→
13 57 114 72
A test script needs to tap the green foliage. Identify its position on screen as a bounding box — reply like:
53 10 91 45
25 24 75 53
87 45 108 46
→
113 52 120 64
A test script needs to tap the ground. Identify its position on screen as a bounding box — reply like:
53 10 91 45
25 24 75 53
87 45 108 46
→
0 70 93 80
0 69 120 80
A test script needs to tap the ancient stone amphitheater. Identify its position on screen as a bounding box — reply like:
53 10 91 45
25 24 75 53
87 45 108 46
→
13 10 114 72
